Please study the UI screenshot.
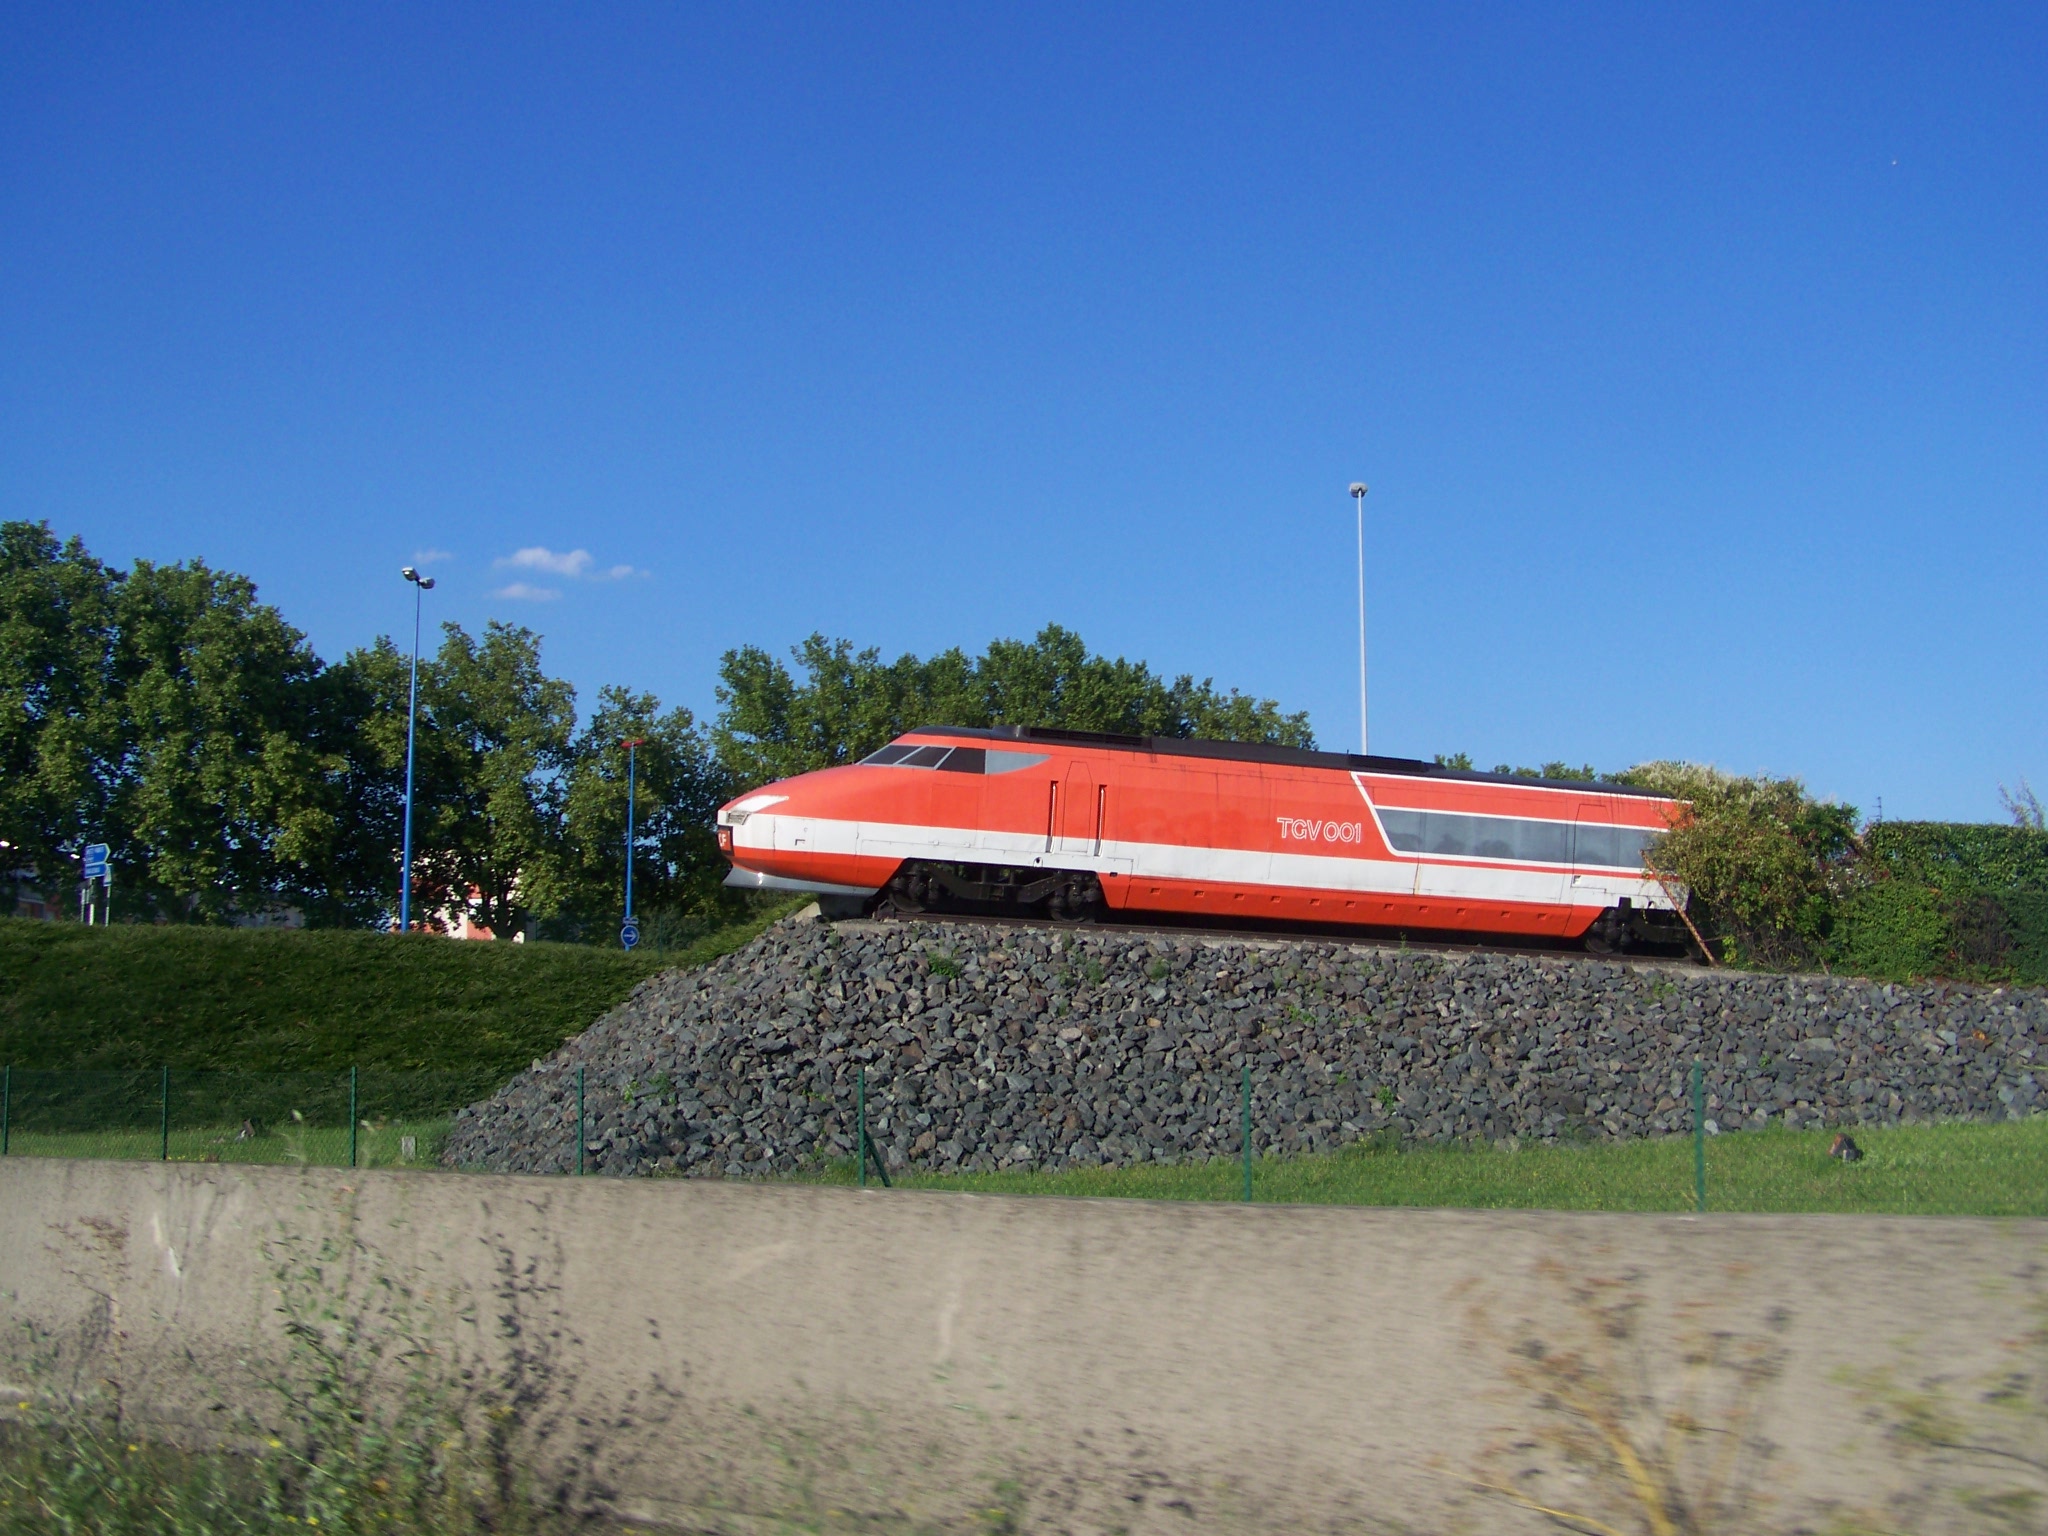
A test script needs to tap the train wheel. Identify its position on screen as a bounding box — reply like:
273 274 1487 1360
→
1582 907 1630 955
878 868 927 916
1046 874 1103 923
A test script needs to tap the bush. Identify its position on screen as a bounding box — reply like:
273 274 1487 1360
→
1620 763 1860 969
1862 821 2048 894
1813 825 2048 984
1825 881 1952 981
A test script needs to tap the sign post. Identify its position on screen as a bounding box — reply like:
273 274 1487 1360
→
82 843 110 925
620 737 646 949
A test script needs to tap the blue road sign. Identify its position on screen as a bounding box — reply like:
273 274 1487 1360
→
619 920 640 951
83 843 110 879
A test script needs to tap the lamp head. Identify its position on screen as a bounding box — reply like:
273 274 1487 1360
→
418 576 435 590
401 566 418 582
1349 482 1368 499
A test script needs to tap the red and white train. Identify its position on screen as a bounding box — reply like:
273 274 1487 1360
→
717 726 1691 952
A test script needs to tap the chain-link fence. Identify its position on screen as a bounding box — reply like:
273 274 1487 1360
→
2 1059 2035 1217
0 1067 502 1169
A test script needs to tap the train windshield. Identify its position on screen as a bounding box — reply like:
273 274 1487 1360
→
856 742 1045 774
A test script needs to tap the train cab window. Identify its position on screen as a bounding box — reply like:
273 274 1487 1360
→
861 742 1048 774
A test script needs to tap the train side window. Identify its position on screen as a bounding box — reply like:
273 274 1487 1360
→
985 750 1049 775
1378 807 1581 865
938 747 986 773
1572 825 1620 868
1579 826 1655 869
861 744 916 766
901 745 952 768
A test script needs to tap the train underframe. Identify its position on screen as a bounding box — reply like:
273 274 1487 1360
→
842 856 1697 958
863 858 1108 924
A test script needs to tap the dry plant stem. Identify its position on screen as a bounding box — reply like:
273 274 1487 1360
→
1469 1475 1637 1536
1641 853 1717 966
1470 1259 1780 1536
1550 1378 1683 1536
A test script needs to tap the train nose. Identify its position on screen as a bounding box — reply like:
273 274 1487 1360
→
716 791 788 856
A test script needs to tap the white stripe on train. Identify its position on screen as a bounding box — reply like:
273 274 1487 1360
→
731 815 1674 913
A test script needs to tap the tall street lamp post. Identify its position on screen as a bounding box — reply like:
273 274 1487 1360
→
398 566 435 933
1348 482 1369 756
621 737 647 949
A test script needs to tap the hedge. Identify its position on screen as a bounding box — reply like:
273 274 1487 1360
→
1825 824 2048 984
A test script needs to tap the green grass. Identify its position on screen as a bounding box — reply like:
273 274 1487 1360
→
800 1118 2048 1217
0 899 802 1074
0 1118 453 1168
16 1113 2042 1215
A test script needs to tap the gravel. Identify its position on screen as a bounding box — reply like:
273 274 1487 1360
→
443 912 2048 1177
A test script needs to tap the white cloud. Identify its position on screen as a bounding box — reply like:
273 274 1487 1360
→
490 546 648 584
412 547 453 566
497 546 592 578
492 582 559 601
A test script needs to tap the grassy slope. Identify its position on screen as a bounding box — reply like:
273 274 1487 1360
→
0 903 799 1074
805 1118 2048 1217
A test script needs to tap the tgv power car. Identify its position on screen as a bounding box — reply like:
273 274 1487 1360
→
717 725 1692 952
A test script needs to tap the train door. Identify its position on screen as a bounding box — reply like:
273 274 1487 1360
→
1572 800 1621 872
1057 762 1099 855
1569 799 1621 926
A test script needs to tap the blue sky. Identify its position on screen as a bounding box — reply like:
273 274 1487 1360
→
3 4 2042 821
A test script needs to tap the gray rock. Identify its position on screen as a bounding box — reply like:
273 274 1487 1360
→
441 916 2048 1178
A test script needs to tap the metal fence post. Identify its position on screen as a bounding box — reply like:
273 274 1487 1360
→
1692 1061 1706 1213
1241 1063 1253 1203
160 1066 170 1162
858 1065 867 1189
576 1065 586 1176
349 1065 359 1169
2 1065 10 1155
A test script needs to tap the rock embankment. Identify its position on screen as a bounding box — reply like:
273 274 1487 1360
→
443 915 2048 1177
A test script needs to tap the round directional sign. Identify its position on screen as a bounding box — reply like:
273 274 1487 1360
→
619 920 640 951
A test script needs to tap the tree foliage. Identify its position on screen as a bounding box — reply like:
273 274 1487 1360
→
0 523 120 893
1 526 375 922
713 624 1314 786
4 524 1317 941
551 687 737 941
1620 762 1862 968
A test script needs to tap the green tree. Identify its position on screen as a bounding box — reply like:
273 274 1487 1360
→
0 522 120 895
316 640 422 926
554 687 738 939
1490 761 1601 781
713 624 1314 786
0 522 403 924
396 621 576 939
107 559 350 921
